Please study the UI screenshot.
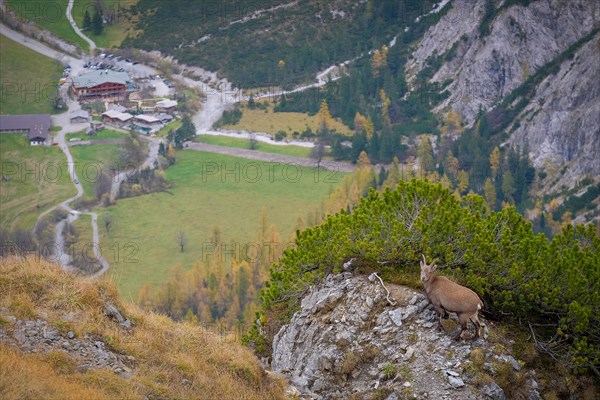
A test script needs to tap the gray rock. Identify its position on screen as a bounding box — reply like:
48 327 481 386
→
105 304 126 324
530 379 538 390
528 390 543 400
385 393 399 400
447 375 465 388
483 362 495 375
502 355 521 371
482 382 506 400
401 305 419 321
67 331 75 339
389 309 403 327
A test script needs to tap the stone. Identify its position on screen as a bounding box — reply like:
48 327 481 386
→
105 304 126 323
67 331 75 339
447 375 465 388
482 382 506 400
530 379 538 390
385 393 399 400
528 390 543 400
401 305 420 321
483 362 495 375
404 346 415 361
389 309 403 327
502 355 521 371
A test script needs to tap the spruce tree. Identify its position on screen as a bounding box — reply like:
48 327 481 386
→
83 10 91 31
92 9 104 36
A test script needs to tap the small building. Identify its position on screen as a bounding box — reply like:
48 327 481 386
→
90 121 104 131
0 114 52 145
71 70 130 102
133 114 162 134
157 113 174 124
102 110 133 128
156 99 178 112
70 109 90 124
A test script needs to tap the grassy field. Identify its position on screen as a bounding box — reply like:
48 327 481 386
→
66 129 127 141
0 134 75 230
0 35 65 115
155 120 182 138
69 144 124 199
195 135 312 158
5 0 89 51
5 0 135 51
96 150 346 300
222 101 352 136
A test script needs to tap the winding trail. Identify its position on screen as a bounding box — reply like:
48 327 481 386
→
66 0 97 54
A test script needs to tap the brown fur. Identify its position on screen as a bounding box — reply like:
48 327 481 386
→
420 255 484 340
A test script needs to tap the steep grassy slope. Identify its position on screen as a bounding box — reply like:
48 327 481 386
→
0 258 285 399
0 34 64 115
0 134 75 230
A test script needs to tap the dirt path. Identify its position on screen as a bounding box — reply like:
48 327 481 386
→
66 0 97 54
185 142 355 173
0 22 109 274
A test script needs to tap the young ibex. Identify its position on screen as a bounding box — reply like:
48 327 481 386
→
420 255 483 340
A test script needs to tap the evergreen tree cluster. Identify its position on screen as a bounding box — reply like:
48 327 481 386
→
167 116 196 149
123 0 444 86
254 180 599 374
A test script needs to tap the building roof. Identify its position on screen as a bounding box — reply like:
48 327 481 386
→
135 114 161 124
102 110 133 122
72 70 129 89
108 104 128 113
0 114 51 141
156 99 178 108
70 109 90 119
157 113 174 122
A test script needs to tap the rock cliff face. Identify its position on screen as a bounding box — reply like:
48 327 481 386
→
406 0 600 190
271 273 540 399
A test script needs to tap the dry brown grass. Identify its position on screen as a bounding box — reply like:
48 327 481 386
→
0 345 112 400
0 257 285 400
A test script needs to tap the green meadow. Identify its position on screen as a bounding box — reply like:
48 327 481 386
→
0 35 64 115
5 0 135 51
0 134 75 230
69 143 124 199
66 129 127 141
5 0 89 51
96 150 346 300
195 134 312 158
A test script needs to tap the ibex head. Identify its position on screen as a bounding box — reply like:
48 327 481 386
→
420 254 437 283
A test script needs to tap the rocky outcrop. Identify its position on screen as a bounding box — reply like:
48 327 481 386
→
0 315 135 378
508 32 600 191
271 272 540 399
406 0 600 190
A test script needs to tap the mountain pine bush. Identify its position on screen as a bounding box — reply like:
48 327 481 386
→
254 180 599 374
